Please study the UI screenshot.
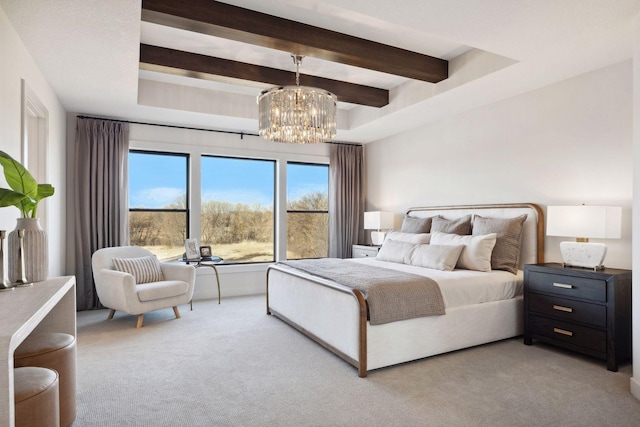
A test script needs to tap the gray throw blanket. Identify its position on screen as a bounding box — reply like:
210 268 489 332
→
279 259 445 325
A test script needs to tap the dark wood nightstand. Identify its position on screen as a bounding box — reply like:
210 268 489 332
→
523 263 632 371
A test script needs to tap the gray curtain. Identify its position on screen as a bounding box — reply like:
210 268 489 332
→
328 144 364 258
74 117 129 310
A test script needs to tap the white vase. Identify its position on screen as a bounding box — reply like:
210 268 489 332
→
8 218 48 283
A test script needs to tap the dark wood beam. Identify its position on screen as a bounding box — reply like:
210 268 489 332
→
140 44 389 107
141 0 448 83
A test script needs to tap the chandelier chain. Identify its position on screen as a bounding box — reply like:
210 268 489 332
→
292 54 304 86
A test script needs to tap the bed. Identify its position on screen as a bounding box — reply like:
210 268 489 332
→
266 203 544 377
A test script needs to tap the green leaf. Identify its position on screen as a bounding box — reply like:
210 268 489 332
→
0 188 28 208
35 184 55 202
0 151 38 199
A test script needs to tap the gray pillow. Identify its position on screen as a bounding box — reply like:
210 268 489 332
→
431 215 471 235
400 216 432 233
472 215 527 274
113 255 165 284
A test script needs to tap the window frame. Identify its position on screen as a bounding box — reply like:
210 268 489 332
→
128 129 330 269
285 161 330 260
200 154 277 264
128 149 191 243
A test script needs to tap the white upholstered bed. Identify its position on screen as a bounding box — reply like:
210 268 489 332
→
266 203 544 377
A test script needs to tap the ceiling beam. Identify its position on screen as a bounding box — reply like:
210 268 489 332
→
141 0 448 83
140 44 389 107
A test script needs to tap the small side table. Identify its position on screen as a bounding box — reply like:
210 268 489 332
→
185 260 222 309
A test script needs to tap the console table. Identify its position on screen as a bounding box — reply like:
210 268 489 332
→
0 276 76 426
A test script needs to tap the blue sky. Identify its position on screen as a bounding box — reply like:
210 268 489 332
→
129 152 327 208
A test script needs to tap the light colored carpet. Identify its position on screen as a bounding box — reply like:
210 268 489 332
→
74 295 640 426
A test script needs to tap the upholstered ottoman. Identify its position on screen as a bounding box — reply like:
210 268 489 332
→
14 366 60 427
14 333 77 427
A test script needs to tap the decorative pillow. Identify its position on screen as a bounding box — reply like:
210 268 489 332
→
112 255 165 284
431 215 472 235
385 231 431 245
400 216 432 233
410 244 464 271
472 215 527 274
430 231 497 272
376 239 416 264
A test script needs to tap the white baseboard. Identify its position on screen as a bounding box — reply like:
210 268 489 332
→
631 377 640 401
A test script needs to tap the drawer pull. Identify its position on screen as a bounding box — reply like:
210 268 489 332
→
553 305 573 313
552 282 573 289
553 327 573 337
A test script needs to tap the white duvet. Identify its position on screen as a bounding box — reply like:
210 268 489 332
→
350 257 523 310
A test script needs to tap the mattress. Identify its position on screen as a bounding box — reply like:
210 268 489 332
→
350 257 523 310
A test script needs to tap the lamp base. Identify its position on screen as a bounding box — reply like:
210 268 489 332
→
371 231 386 246
559 241 607 270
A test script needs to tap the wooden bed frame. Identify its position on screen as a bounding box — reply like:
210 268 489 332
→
267 203 544 377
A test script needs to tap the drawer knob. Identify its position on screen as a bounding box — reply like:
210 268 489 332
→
553 327 573 337
553 305 573 313
552 282 573 289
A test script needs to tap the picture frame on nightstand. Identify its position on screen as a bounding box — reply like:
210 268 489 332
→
184 238 200 261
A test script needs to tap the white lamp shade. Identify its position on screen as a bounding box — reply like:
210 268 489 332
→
364 211 394 230
546 206 621 239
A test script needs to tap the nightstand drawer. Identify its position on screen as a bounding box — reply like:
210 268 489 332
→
530 315 606 353
352 245 380 258
527 271 606 302
528 294 606 328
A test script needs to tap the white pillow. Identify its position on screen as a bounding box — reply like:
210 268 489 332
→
410 244 464 271
430 232 497 272
376 239 416 264
385 231 431 244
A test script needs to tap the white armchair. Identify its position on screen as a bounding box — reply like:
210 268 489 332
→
92 246 196 328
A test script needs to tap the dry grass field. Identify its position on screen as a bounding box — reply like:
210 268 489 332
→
147 242 274 263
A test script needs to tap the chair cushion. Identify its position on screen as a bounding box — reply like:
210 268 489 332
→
136 280 190 302
113 255 164 284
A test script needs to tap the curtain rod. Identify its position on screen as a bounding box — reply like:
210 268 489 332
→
76 115 361 146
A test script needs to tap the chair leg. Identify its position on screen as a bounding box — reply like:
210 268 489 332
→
136 314 144 329
173 306 181 319
107 309 115 320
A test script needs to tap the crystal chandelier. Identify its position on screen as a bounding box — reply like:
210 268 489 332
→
258 54 337 144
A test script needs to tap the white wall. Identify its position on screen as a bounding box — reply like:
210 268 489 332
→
630 13 640 403
0 7 67 278
365 60 632 270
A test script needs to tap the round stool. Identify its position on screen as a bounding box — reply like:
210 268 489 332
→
15 333 76 427
14 366 59 427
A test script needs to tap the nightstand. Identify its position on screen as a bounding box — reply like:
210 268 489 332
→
352 244 381 258
523 263 632 371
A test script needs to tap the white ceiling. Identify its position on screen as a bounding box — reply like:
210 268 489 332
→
1 0 639 143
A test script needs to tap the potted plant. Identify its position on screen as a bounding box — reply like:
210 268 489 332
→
0 150 54 283
0 151 54 217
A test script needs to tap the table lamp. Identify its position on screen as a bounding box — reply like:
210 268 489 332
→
546 205 621 270
364 211 394 245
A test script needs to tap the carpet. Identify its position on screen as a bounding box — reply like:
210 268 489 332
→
74 295 640 426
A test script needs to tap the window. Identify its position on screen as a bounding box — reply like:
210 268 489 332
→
286 162 329 259
128 151 188 261
200 156 275 263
